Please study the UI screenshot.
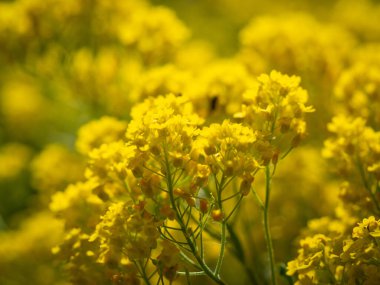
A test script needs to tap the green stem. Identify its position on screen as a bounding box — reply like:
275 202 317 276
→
180 252 202 271
251 188 265 210
134 260 152 285
214 175 227 277
225 195 243 222
264 165 277 285
163 148 226 285
185 269 192 285
178 271 206 276
280 146 293 160
200 213 205 261
214 218 227 277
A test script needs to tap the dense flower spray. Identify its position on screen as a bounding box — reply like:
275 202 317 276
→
1 1 380 284
48 69 314 285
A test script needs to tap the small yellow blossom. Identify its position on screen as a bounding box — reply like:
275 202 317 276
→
76 116 128 155
0 143 31 181
30 144 84 196
90 202 161 262
195 120 259 180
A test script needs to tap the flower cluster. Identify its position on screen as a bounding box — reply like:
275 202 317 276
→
2 1 380 285
334 57 380 127
76 116 128 155
49 81 312 284
322 116 380 215
90 202 161 262
235 70 314 160
239 13 355 85
30 144 84 199
287 216 380 285
195 121 258 195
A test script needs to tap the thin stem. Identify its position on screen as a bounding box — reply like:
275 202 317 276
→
221 176 235 191
280 146 293 160
156 274 164 285
221 191 241 202
185 269 192 285
143 165 164 177
251 188 265 210
214 219 227 277
159 228 192 252
186 206 193 228
200 213 205 261
180 205 190 220
190 210 221 240
225 195 243 222
180 252 202 271
263 165 277 285
177 271 206 276
163 146 226 285
148 268 159 280
214 175 227 277
162 225 183 231
134 260 152 285
173 168 185 186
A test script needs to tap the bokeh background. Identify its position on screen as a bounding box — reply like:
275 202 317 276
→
1 0 380 284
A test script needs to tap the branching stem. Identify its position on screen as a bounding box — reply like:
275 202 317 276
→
263 165 277 285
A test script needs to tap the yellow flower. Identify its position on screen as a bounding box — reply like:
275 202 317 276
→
235 70 314 160
240 13 355 84
50 179 104 229
323 115 380 173
196 120 259 179
90 202 161 262
186 59 256 118
30 144 84 196
352 216 380 239
116 5 189 63
287 234 330 278
76 116 127 155
0 143 31 181
334 60 380 126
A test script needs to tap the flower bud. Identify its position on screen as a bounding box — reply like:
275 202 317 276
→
211 209 223 221
199 199 208 213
